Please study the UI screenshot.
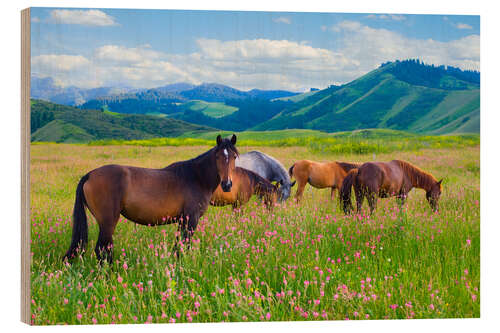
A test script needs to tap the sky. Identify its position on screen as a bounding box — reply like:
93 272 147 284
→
30 8 480 92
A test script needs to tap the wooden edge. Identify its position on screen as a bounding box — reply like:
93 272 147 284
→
21 7 31 325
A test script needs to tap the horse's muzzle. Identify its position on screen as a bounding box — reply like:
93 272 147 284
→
221 180 232 192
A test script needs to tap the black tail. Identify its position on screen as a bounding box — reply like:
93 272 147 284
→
288 164 295 178
340 169 358 214
63 173 89 261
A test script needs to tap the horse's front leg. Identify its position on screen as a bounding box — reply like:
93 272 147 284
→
173 214 200 258
396 192 408 209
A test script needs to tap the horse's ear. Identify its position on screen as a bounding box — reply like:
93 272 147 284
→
291 180 296 187
230 134 237 145
279 179 283 186
437 178 443 185
216 134 222 146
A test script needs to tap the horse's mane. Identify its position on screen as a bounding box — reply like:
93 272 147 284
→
393 160 437 190
243 167 275 194
337 162 360 172
168 140 239 169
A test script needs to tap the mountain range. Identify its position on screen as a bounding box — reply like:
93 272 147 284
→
254 60 480 134
30 76 138 106
30 59 480 142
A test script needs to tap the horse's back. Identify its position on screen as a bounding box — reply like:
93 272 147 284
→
357 162 384 186
358 161 404 194
236 152 266 176
237 151 288 182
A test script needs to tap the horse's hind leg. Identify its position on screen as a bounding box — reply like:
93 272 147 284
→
294 180 307 202
367 191 377 215
95 213 120 264
355 186 364 213
330 187 336 201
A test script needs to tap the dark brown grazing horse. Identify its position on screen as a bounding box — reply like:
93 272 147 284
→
63 134 239 263
210 167 279 210
288 160 360 202
340 159 442 214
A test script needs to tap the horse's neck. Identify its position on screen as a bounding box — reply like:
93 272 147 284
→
193 150 220 192
273 165 289 182
407 166 433 191
270 159 287 180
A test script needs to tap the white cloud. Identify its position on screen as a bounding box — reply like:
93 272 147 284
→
332 20 362 32
32 54 91 71
196 38 335 61
32 22 480 91
49 9 118 26
273 16 291 24
31 54 101 88
31 16 40 23
365 14 406 21
455 23 473 30
189 38 358 91
329 20 479 73
94 45 163 64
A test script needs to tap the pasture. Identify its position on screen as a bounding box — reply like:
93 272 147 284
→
29 142 479 325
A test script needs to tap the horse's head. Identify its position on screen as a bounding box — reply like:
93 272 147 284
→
276 179 296 202
261 182 279 210
426 179 443 212
215 134 238 192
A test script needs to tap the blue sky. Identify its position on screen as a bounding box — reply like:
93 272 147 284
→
30 8 480 91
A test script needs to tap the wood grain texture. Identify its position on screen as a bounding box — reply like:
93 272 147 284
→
21 7 31 325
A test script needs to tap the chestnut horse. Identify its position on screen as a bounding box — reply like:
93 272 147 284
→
63 134 239 263
340 159 442 214
288 160 360 201
210 167 278 210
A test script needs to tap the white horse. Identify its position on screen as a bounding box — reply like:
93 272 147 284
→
236 151 295 201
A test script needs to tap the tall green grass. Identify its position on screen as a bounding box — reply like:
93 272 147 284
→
88 131 479 155
29 144 480 324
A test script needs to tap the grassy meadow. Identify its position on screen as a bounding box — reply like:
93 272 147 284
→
29 139 479 325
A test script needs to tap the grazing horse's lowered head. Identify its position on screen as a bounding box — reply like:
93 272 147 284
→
276 178 296 202
215 134 239 192
426 179 443 212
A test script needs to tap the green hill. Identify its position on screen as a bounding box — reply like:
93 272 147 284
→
180 128 331 140
32 120 96 143
30 99 215 143
176 100 238 118
253 60 479 134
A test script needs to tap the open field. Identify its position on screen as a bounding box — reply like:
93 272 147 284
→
30 142 479 324
87 129 479 155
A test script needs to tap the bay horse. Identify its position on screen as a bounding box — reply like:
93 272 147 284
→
236 151 295 201
288 160 360 202
63 134 239 263
340 159 443 214
210 167 279 210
